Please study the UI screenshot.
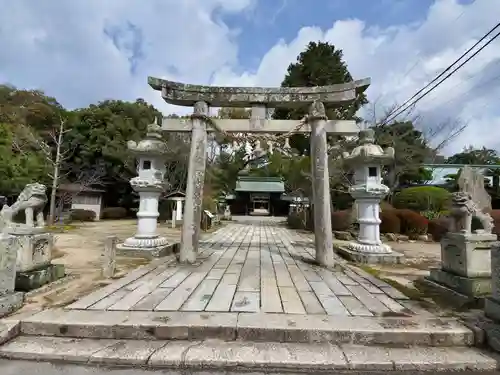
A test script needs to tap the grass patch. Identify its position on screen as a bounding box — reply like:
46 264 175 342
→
46 224 78 233
358 264 469 314
358 264 426 301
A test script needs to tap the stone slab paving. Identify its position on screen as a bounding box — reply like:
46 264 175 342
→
65 222 420 316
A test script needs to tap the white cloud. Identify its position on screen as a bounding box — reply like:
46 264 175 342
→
0 0 498 155
213 0 500 155
0 0 254 113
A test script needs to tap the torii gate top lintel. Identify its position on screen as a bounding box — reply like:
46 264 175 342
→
148 76 371 108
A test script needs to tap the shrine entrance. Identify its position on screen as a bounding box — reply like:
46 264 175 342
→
149 76 370 266
251 194 269 212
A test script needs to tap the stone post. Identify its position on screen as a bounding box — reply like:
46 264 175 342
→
484 242 500 351
309 101 334 267
117 121 171 258
180 101 209 263
102 235 116 279
0 234 24 317
175 199 183 221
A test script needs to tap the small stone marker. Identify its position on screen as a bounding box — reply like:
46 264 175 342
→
0 234 24 317
102 236 117 279
171 210 176 229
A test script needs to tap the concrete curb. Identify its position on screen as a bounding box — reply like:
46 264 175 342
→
0 336 498 372
9 308 475 347
0 321 19 346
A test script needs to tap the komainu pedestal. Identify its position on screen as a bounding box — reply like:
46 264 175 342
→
422 189 497 306
0 183 65 292
426 233 496 301
484 242 500 352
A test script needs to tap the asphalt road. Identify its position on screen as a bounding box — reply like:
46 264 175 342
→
2 359 500 375
1 360 178 375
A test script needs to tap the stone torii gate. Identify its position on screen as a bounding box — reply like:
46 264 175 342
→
149 77 370 266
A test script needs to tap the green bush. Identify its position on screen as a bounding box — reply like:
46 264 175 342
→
380 210 401 233
331 210 353 231
287 211 308 230
393 186 451 212
69 209 96 222
420 210 442 220
101 207 128 219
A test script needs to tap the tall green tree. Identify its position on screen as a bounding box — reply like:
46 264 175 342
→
64 100 189 208
273 41 367 155
0 122 50 197
373 121 435 191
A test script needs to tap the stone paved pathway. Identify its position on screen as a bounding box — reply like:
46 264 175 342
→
66 222 421 316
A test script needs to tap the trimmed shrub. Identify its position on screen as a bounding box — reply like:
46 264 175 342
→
380 210 401 234
380 200 394 212
101 207 127 219
69 209 96 222
428 217 450 241
394 209 429 236
287 211 308 230
331 210 353 231
490 209 500 236
393 186 451 212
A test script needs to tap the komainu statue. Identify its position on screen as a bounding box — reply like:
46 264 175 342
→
449 191 494 234
0 183 48 231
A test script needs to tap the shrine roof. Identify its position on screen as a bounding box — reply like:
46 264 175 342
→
235 176 285 193
165 190 186 198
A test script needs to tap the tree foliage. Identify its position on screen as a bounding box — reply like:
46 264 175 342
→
373 121 435 190
0 122 50 196
273 41 367 155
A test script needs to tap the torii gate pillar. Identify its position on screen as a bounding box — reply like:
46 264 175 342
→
149 77 370 266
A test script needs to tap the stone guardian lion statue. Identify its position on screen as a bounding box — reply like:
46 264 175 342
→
449 191 494 234
0 183 48 230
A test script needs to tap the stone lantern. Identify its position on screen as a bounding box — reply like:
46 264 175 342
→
342 129 396 258
117 119 171 257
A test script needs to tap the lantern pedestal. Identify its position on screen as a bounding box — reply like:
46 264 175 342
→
117 122 176 259
339 129 403 264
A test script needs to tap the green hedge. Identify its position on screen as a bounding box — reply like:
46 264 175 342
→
101 207 127 219
69 209 96 222
393 186 450 212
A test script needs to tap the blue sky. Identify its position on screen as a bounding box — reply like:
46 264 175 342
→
223 0 435 72
0 0 498 156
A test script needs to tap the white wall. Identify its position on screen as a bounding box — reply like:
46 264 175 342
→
71 194 103 220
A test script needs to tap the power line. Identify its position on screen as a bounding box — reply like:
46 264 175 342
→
377 5 472 103
381 21 500 125
421 61 500 111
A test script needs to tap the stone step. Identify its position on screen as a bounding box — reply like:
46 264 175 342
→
0 335 497 372
6 308 475 347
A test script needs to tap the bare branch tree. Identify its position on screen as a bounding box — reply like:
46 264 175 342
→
364 101 468 196
12 115 73 224
54 168 105 222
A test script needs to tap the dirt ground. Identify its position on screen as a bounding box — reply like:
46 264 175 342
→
19 220 183 313
368 240 442 289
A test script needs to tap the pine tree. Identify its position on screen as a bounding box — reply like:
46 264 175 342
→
274 41 367 154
